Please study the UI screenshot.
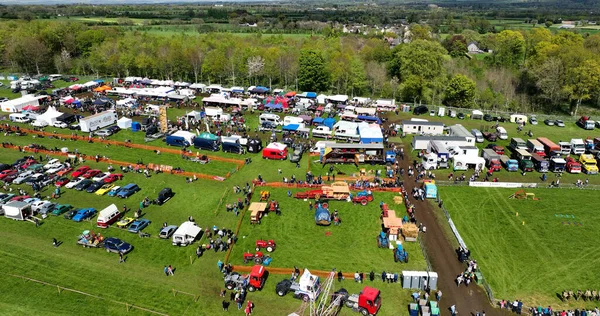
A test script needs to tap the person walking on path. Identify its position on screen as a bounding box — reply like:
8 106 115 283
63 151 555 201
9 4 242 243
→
450 305 457 316
436 290 442 301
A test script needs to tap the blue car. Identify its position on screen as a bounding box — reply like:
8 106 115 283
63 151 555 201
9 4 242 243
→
72 208 97 222
107 186 122 197
117 183 140 198
103 237 133 254
128 218 151 233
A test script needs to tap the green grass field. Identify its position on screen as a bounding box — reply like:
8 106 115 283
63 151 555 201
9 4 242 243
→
0 134 423 315
230 188 426 273
442 186 600 309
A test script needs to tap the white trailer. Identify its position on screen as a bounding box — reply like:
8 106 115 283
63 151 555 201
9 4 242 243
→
452 155 485 171
79 110 118 132
3 201 31 221
172 221 202 246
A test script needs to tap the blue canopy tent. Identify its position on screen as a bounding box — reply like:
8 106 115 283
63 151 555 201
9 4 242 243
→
312 117 325 126
250 86 269 94
314 204 331 226
265 103 283 111
323 118 336 129
357 115 382 124
93 79 105 84
232 87 245 94
72 100 81 107
306 92 317 98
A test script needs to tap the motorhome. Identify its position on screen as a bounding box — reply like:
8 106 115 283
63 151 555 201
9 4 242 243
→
259 113 282 126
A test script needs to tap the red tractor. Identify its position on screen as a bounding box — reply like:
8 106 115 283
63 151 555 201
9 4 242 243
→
352 191 374 206
255 239 276 252
224 265 268 292
243 251 266 264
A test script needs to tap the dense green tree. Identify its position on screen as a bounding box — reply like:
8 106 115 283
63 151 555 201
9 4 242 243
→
443 74 476 108
297 50 329 92
444 35 468 58
490 30 525 68
565 59 600 116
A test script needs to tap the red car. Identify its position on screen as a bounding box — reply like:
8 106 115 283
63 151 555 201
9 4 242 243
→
82 169 101 179
0 169 17 180
56 167 73 176
55 177 70 187
71 166 90 178
103 174 123 183
11 195 31 202
19 160 37 169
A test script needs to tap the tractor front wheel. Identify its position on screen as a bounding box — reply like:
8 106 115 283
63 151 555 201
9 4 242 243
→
255 247 260 252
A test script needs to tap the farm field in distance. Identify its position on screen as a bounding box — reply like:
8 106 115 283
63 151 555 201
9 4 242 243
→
441 186 600 309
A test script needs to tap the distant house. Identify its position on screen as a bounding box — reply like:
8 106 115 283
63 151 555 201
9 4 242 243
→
559 24 576 29
401 120 444 136
467 42 484 54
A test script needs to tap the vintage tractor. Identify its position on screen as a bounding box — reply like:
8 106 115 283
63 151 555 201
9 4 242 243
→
255 239 276 252
243 251 266 264
224 265 268 292
260 191 271 201
315 204 331 226
377 232 389 248
352 190 374 206
393 244 408 263
268 200 280 214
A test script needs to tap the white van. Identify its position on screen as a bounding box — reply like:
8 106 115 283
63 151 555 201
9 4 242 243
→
496 127 508 140
49 74 62 82
259 113 282 126
471 129 484 143
9 113 30 123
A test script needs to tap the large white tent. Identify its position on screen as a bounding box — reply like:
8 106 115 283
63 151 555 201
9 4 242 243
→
117 117 133 129
1 95 46 113
35 106 63 125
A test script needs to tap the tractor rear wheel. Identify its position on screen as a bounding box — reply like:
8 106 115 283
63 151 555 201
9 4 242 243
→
254 257 263 264
361 199 368 206
266 246 274 252
394 254 398 262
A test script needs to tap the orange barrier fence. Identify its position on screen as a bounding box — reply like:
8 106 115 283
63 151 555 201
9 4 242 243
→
5 126 245 166
253 181 403 193
1 144 227 182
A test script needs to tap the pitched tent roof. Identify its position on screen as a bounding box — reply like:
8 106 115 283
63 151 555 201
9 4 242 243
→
197 132 218 141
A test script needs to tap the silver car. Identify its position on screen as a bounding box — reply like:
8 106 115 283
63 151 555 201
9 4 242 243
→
95 129 112 137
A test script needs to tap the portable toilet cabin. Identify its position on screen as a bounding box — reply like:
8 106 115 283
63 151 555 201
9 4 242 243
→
428 271 438 290
131 121 142 132
415 271 429 289
402 271 418 289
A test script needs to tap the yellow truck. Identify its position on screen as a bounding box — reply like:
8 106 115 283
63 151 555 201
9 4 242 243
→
579 154 599 174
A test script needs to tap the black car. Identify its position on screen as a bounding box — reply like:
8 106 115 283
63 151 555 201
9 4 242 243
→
485 143 498 149
483 114 493 122
413 105 429 115
86 181 105 193
495 116 507 122
74 179 93 191
69 123 80 130
0 164 10 172
457 113 465 120
63 209 78 220
107 125 121 134
155 188 174 205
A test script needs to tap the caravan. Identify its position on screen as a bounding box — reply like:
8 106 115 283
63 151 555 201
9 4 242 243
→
260 113 282 126
172 221 202 246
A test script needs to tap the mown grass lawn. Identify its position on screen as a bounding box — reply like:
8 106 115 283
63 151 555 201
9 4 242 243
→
230 188 427 273
0 143 422 315
441 186 600 309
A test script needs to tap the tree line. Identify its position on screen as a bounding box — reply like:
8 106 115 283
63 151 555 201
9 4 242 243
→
2 20 600 115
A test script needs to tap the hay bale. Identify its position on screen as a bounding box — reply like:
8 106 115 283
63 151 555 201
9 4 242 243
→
393 196 403 204
402 223 419 240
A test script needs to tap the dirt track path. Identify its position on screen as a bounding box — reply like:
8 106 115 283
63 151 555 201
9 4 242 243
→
398 156 510 316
